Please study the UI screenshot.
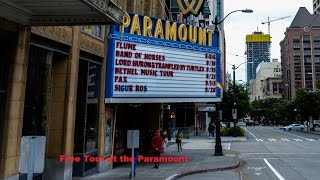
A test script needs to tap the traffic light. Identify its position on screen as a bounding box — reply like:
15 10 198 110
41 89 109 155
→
170 114 176 119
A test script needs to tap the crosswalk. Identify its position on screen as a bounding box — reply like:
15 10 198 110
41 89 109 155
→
254 138 320 142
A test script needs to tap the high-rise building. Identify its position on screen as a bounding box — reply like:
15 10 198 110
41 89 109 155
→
313 0 320 14
280 7 320 100
245 31 271 82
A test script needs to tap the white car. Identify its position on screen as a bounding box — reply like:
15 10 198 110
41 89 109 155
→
283 124 305 131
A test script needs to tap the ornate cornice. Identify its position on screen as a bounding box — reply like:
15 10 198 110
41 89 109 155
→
80 33 105 57
83 0 125 24
31 26 72 45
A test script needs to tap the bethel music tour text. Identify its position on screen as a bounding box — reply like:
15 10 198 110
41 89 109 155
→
60 155 188 163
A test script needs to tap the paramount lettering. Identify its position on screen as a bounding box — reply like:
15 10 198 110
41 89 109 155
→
137 155 188 163
120 12 214 46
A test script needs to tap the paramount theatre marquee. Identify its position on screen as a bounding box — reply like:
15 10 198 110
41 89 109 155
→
105 12 222 103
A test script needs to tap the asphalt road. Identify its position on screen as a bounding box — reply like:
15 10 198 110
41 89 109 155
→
179 169 239 180
234 126 320 180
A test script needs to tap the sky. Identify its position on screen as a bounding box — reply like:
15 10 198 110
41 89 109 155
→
223 0 313 82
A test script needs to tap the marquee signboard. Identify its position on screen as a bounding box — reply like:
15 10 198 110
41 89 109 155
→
105 12 222 103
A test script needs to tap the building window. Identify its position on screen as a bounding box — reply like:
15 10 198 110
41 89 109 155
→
274 68 280 72
314 36 320 42
205 21 209 26
314 49 320 56
314 42 320 48
304 56 311 63
204 15 209 19
293 36 300 42
294 49 300 56
303 35 311 42
82 25 105 39
303 43 311 49
304 50 311 56
295 82 302 88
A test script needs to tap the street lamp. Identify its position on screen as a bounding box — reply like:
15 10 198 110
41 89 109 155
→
212 9 253 30
232 62 254 127
293 109 297 124
213 9 253 157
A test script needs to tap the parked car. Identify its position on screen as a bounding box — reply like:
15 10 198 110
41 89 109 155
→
237 121 246 126
254 120 260 126
220 122 227 128
246 120 254 126
313 120 320 128
282 124 305 131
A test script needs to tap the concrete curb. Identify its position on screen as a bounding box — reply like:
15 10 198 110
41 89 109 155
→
165 162 240 180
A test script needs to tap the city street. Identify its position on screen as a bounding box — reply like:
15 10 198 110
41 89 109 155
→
234 126 320 180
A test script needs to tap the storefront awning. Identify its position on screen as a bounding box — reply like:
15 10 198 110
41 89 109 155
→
0 0 124 25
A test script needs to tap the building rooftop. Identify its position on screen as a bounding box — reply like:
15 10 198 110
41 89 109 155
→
290 7 320 28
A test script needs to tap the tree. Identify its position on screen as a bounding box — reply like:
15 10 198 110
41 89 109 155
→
250 98 295 125
222 82 250 122
294 89 320 121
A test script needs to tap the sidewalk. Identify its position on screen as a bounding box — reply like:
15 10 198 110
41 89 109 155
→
74 134 244 180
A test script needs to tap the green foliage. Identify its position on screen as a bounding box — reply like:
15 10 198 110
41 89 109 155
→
220 126 245 136
222 82 250 122
249 89 320 125
250 98 296 124
294 89 320 120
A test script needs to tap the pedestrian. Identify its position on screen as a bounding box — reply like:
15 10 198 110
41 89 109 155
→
176 129 183 152
151 130 163 168
161 130 168 153
129 148 139 178
208 122 214 138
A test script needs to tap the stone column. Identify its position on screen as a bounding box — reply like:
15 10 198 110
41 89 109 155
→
44 26 81 180
96 26 109 173
0 27 30 179
43 55 69 180
63 26 81 179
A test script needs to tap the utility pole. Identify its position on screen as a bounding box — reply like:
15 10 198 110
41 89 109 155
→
232 65 237 137
232 65 237 126
214 103 223 156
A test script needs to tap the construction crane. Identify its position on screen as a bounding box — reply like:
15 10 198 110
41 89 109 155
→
262 16 291 34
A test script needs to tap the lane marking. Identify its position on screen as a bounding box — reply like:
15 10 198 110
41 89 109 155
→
247 158 278 160
165 174 179 180
268 139 277 141
244 128 260 141
247 167 267 171
277 129 317 141
239 171 243 180
264 159 285 180
256 139 263 141
306 139 316 141
226 154 236 157
280 138 290 141
293 139 303 141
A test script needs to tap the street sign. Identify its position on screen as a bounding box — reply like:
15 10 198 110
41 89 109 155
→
19 136 46 178
127 130 139 148
230 122 234 128
232 109 237 120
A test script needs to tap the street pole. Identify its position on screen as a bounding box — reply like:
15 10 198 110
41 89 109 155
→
214 103 223 156
232 65 237 134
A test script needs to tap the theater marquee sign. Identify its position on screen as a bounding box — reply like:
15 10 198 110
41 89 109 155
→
105 13 222 103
